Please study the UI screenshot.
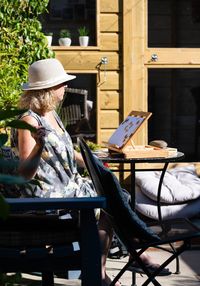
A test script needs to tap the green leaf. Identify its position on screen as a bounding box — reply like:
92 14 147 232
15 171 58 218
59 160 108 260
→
29 178 42 187
0 109 27 120
0 194 9 220
6 120 37 133
0 158 19 170
0 133 8 147
0 174 28 185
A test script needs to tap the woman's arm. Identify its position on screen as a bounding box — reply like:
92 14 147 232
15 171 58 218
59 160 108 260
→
17 116 46 179
74 150 85 168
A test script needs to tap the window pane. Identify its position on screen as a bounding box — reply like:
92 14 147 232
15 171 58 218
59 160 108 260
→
148 68 200 160
40 0 96 46
148 0 200 47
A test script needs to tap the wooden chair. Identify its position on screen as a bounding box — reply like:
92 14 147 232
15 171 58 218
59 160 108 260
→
79 138 200 286
58 88 94 140
0 197 106 286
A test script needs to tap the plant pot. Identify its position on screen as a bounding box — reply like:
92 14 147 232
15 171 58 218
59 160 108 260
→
79 36 89 47
45 35 52 47
59 37 72 46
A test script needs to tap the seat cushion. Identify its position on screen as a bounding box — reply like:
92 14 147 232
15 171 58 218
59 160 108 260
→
136 186 200 220
135 165 200 204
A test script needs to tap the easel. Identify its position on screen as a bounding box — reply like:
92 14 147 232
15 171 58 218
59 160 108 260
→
105 111 170 158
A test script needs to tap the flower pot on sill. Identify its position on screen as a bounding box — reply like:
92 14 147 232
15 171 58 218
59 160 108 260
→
45 35 52 47
59 37 72 46
79 36 89 47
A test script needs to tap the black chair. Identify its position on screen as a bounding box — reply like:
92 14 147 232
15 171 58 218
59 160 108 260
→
0 197 106 286
79 138 200 286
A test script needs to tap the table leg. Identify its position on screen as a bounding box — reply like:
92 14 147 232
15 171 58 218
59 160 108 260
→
156 162 169 222
130 163 136 210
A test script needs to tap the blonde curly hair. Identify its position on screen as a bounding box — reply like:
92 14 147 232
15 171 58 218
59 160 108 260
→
19 89 59 115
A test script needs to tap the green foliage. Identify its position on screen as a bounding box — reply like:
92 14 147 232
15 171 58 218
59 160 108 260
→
75 140 100 152
0 272 22 286
0 108 38 220
0 109 28 121
45 32 53 36
0 0 55 110
0 194 9 220
0 134 8 147
6 120 37 133
60 29 71 38
74 140 100 177
78 26 89 36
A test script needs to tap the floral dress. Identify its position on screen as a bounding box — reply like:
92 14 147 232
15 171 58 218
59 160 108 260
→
12 110 97 199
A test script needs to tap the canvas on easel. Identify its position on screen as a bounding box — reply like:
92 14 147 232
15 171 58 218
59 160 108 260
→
105 111 170 158
108 111 151 149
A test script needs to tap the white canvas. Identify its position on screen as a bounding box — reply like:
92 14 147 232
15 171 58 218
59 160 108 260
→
108 116 144 148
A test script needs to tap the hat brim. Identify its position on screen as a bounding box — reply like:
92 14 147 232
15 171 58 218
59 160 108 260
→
22 74 76 91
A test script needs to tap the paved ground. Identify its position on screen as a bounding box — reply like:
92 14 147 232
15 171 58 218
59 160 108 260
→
10 249 200 286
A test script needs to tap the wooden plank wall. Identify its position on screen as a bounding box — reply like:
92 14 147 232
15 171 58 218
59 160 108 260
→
53 0 122 144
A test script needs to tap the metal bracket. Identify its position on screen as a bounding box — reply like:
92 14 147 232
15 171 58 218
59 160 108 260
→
101 57 108 65
151 54 158 62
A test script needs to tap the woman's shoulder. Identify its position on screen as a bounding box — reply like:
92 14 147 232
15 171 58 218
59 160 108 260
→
20 110 41 126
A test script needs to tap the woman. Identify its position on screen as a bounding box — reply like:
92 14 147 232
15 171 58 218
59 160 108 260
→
13 58 169 285
11 58 119 285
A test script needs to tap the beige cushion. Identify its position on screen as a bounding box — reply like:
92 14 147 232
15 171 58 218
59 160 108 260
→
136 186 200 220
135 165 200 204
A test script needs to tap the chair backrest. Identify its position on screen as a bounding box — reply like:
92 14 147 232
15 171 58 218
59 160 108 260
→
79 139 160 249
58 88 88 128
0 197 104 286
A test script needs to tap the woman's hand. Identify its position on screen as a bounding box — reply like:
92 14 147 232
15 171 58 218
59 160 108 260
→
31 127 46 148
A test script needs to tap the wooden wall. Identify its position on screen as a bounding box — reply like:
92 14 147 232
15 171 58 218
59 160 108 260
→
53 0 122 145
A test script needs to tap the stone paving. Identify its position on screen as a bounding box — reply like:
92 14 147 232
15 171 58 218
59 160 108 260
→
11 249 200 286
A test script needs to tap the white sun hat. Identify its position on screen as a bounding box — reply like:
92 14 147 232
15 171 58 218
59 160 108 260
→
22 58 76 90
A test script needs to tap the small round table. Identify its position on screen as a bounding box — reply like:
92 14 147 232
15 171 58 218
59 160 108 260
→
96 151 185 222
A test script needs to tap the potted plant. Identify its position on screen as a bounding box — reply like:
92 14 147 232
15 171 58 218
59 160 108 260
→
78 26 89 47
59 29 71 46
44 32 53 47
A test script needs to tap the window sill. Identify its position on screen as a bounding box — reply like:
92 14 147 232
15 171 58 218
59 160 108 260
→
52 46 100 51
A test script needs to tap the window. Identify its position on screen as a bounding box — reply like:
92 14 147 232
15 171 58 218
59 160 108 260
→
40 0 97 46
148 68 200 160
148 0 200 48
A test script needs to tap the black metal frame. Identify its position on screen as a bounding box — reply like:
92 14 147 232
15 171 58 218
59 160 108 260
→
100 152 185 279
79 138 200 286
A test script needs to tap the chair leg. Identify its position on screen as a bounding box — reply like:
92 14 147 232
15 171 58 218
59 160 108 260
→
131 271 137 286
111 253 162 286
42 272 54 286
80 209 101 286
142 241 189 286
168 242 180 274
155 243 181 274
129 250 162 286
110 259 135 286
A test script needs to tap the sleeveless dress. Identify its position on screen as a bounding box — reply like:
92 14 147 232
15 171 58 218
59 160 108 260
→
12 110 97 199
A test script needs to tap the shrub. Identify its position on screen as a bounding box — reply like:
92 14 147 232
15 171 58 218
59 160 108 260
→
0 0 55 110
0 108 39 219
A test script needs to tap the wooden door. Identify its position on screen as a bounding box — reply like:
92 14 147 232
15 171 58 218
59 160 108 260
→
123 0 200 159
